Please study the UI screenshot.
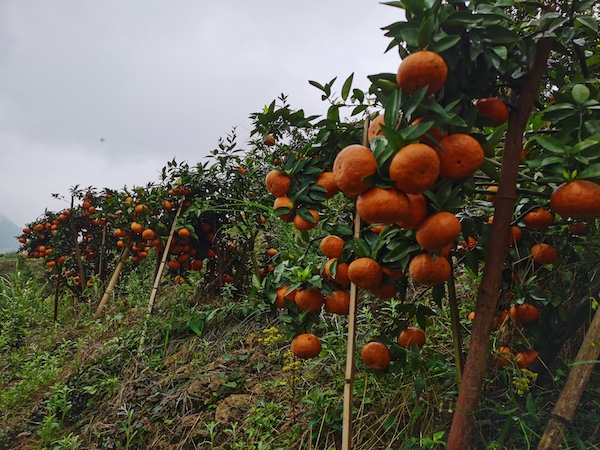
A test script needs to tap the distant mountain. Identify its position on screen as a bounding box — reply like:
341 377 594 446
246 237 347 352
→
0 214 22 254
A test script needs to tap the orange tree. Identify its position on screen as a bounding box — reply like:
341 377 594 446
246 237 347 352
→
253 0 599 447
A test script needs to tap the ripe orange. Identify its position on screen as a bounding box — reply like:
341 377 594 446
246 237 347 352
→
347 257 383 290
397 327 426 348
382 266 403 281
369 283 397 299
486 185 499 203
475 97 510 127
134 204 148 215
273 196 295 222
523 208 553 230
356 187 410 224
235 167 246 175
34 224 44 232
324 290 350 315
190 259 203 271
295 287 324 313
274 285 297 309
396 193 429 230
510 303 540 324
332 144 377 197
265 170 291 197
324 259 351 287
569 221 589 236
516 349 539 369
408 253 451 287
530 243 558 265
130 222 144 234
389 143 440 194
367 114 386 142
290 333 322 359
320 235 345 259
162 200 174 211
178 228 192 239
167 260 180 271
415 211 461 253
509 225 523 246
316 171 339 199
411 117 447 148
361 341 391 371
293 209 320 232
264 134 276 146
267 248 278 257
141 229 155 241
497 346 513 369
550 180 600 220
396 50 448 96
436 134 484 179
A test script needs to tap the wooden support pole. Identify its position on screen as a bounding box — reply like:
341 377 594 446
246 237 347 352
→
93 245 131 319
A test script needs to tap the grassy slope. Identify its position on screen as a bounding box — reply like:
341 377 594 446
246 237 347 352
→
0 256 599 450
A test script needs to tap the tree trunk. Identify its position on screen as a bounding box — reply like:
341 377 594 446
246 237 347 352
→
447 36 554 450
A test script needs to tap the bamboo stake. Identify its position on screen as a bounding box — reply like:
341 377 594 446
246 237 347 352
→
447 269 464 383
53 269 61 322
341 118 369 450
137 200 184 354
93 245 131 319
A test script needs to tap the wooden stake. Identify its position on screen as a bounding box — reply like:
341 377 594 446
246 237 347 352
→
341 117 369 450
93 245 131 319
137 200 184 354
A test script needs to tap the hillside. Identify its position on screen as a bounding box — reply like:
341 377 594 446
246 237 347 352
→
0 214 20 254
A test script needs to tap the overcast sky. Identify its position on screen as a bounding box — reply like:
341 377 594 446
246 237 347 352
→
0 1 401 226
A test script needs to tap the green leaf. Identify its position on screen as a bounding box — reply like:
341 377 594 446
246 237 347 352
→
350 238 372 258
341 73 354 102
186 315 205 337
351 105 368 116
579 163 600 179
384 89 400 133
572 84 590 104
418 17 434 49
431 35 461 53
308 80 325 93
575 15 598 33
534 136 566 153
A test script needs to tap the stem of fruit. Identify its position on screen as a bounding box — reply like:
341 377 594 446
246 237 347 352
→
447 267 464 383
447 36 555 450
137 199 184 354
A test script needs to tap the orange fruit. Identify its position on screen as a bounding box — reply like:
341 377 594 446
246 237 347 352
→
295 287 324 313
369 283 397 299
235 167 246 175
510 303 540 324
34 224 44 232
523 208 553 230
436 134 484 179
267 248 278 257
389 143 440 194
333 144 377 197
396 193 429 230
162 200 174 211
361 341 391 371
167 260 180 271
265 170 291 197
293 209 320 232
273 196 295 222
550 180 600 220
509 225 523 246
497 346 513 369
290 333 322 359
130 222 144 234
397 327 426 348
475 97 510 127
396 50 448 96
324 259 351 287
415 211 461 253
356 187 410 224
408 253 451 287
320 235 345 259
367 114 386 142
486 185 499 202
324 290 351 315
141 229 155 241
516 349 539 369
569 221 589 236
134 204 148 215
347 257 383 290
274 285 297 309
530 243 558 265
178 228 192 239
264 134 276 146
467 311 476 321
382 266 403 281
411 117 448 148
316 172 339 199
190 259 203 271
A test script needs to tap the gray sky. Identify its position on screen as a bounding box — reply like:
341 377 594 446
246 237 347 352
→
0 1 400 226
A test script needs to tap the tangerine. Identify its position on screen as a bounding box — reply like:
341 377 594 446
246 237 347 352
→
550 180 600 220
367 114 386 142
510 303 540 324
530 243 558 265
264 134 276 146
497 346 513 369
398 327 426 348
316 171 339 199
509 225 523 246
396 193 429 230
396 50 448 96
320 235 345 259
333 144 377 197
295 287 324 313
408 253 451 287
411 117 447 148
324 290 350 315
523 208 553 230
347 257 383 290
569 221 589 236
516 349 539 369
290 333 322 359
389 143 440 194
273 196 295 222
275 285 297 309
178 228 192 239
324 259 351 287
265 170 291 197
141 229 155 241
356 187 410 224
293 209 320 232
436 134 484 179
475 97 510 127
415 211 461 253
361 341 391 371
